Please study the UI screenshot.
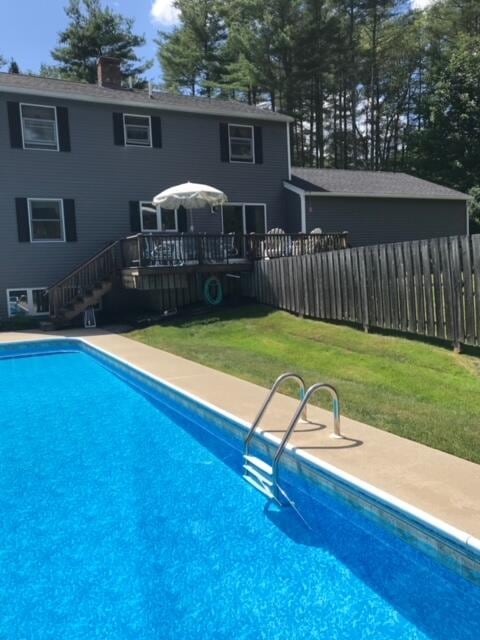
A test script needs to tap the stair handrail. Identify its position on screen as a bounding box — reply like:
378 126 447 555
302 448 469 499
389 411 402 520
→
46 240 119 293
271 382 341 490
47 239 119 319
244 372 307 458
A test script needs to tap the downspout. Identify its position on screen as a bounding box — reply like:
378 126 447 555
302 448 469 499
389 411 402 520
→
300 192 307 233
286 122 292 180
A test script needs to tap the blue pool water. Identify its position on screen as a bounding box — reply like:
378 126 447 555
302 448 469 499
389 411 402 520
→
0 347 479 639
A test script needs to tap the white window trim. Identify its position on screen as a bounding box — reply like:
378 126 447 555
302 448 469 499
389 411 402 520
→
20 102 59 152
221 202 267 234
27 198 65 243
6 287 49 318
140 201 178 232
228 123 255 164
123 113 153 148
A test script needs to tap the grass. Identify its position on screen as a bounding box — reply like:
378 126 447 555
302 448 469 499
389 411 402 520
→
126 304 480 465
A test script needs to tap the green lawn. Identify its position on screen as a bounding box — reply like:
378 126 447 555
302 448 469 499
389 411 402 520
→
125 304 480 464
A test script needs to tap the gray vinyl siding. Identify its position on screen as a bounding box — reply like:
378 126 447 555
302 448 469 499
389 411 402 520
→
0 92 289 318
284 189 301 233
304 196 467 247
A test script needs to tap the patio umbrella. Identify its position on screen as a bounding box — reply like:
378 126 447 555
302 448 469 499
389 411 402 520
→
152 182 228 231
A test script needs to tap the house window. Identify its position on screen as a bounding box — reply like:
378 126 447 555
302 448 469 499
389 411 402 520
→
28 199 65 242
140 202 159 231
228 124 254 163
140 202 178 232
161 209 177 231
20 104 58 150
124 114 152 147
7 288 49 317
222 203 266 234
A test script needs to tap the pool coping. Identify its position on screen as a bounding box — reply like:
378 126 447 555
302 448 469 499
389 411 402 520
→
1 335 479 585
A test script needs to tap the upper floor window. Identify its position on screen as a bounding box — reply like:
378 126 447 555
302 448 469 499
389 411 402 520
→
28 199 65 242
124 114 152 147
228 124 254 163
140 201 178 232
20 104 58 151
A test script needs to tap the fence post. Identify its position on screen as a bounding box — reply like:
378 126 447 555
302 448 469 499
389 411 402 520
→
359 247 370 332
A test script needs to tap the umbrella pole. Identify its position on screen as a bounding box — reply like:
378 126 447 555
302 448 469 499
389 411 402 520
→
189 208 194 232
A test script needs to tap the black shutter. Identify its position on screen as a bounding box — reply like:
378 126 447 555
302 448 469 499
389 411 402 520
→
219 123 229 162
113 112 125 145
63 199 77 241
7 102 22 148
129 201 141 233
254 126 263 164
15 198 30 242
177 206 187 232
57 107 71 152
151 116 162 148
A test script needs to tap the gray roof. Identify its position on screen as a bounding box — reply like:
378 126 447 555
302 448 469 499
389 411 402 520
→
0 72 292 123
289 168 469 200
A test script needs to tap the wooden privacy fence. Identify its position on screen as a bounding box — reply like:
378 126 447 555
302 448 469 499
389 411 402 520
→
244 234 480 349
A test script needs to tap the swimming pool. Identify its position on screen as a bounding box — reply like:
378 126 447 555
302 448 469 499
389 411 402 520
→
0 339 479 639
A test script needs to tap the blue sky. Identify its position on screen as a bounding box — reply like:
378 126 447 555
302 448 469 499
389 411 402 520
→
0 0 180 79
0 0 433 78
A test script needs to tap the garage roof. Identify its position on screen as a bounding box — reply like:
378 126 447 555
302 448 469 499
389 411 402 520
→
288 168 469 201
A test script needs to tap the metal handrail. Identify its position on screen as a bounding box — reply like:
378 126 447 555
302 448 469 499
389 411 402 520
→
244 372 307 458
271 382 342 490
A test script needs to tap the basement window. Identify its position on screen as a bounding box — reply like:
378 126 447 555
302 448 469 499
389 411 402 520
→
7 288 49 317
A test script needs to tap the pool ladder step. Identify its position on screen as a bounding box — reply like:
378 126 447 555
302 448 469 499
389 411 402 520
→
243 372 342 505
243 456 275 499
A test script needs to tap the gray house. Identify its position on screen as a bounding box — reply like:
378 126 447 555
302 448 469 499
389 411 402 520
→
0 58 292 320
0 58 470 321
284 168 469 246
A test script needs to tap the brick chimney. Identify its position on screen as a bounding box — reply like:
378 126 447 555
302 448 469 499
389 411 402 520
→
97 56 122 89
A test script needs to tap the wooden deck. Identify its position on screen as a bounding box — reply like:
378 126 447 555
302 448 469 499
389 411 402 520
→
47 231 348 319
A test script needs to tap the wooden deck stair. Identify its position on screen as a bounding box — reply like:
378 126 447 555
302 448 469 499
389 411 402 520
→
47 241 119 325
59 279 113 321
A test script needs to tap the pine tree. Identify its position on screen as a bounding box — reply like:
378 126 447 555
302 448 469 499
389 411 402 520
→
158 0 226 97
51 0 151 84
8 60 20 74
406 35 480 192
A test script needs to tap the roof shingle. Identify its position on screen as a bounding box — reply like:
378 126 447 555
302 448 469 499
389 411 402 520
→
0 72 292 123
290 168 469 200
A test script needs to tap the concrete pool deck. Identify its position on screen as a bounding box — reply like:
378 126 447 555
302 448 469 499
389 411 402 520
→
1 327 479 540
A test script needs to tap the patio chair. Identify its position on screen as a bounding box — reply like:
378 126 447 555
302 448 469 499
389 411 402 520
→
307 227 324 254
144 235 185 266
225 232 239 258
263 228 292 258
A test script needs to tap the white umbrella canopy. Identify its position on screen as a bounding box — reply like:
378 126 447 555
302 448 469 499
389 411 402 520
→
152 182 228 210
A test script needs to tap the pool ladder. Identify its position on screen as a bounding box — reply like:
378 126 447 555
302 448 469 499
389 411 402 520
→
243 373 342 505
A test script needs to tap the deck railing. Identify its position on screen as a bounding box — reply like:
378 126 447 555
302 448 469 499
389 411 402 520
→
47 240 120 318
121 232 348 268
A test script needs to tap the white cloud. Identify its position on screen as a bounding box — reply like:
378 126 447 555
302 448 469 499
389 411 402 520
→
150 0 180 25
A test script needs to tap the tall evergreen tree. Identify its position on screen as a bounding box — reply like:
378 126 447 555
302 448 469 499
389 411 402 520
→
155 0 480 194
406 34 480 192
51 0 151 84
8 60 20 74
158 0 226 97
